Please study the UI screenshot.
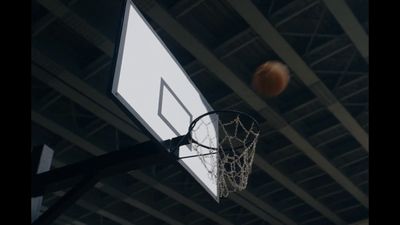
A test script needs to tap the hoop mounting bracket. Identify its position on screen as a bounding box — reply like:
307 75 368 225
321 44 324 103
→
163 135 189 156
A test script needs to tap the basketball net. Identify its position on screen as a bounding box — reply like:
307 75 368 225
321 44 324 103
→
189 113 259 198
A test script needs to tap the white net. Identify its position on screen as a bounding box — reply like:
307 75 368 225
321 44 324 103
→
189 112 260 198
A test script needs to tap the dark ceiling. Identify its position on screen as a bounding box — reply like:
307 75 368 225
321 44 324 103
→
31 0 369 224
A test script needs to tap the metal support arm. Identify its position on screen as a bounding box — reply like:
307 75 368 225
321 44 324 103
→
32 140 172 197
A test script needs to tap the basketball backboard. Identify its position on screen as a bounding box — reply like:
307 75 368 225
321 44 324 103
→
111 0 219 202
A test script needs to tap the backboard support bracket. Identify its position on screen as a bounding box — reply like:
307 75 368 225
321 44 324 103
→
163 135 218 160
163 135 188 155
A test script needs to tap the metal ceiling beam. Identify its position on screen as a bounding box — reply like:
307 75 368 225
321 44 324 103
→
191 37 355 80
31 52 147 143
128 171 235 225
305 34 348 57
68 199 134 225
36 0 114 56
32 0 80 37
270 0 317 21
309 44 353 67
216 77 367 139
274 0 320 28
94 183 186 225
229 194 283 225
350 219 368 225
31 50 130 128
321 0 368 63
170 0 207 18
41 206 88 225
36 54 110 113
217 105 365 225
227 0 368 154
31 109 235 225
208 1 329 61
137 167 297 225
253 145 345 225
314 71 367 76
280 32 339 38
187 1 348 73
32 13 56 37
42 191 134 225
238 191 297 225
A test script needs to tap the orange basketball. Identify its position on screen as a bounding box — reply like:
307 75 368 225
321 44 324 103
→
251 61 290 97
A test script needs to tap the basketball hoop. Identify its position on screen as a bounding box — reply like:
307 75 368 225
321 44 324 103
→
165 110 260 198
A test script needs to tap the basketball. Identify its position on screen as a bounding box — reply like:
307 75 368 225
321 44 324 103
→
251 61 290 97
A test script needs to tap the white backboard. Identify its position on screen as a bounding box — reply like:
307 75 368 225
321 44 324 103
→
112 0 218 202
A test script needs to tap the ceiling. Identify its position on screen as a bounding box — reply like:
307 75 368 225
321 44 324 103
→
31 0 369 224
